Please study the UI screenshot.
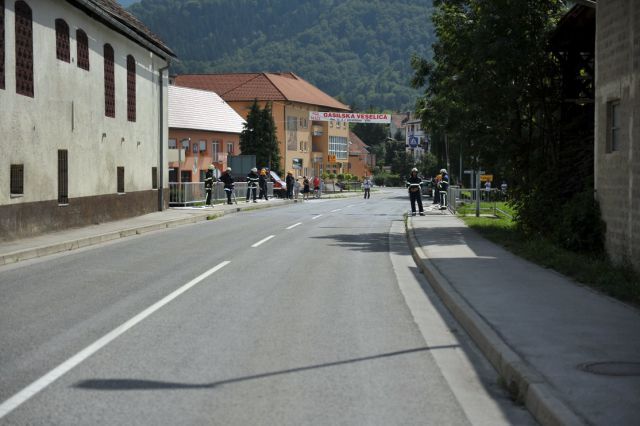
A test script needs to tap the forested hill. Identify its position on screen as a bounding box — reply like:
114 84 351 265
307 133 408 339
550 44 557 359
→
128 0 435 111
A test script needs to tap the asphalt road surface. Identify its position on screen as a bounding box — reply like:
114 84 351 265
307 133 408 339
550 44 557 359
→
0 190 534 425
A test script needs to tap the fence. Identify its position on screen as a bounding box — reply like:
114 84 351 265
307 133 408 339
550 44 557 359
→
447 187 510 216
169 182 274 206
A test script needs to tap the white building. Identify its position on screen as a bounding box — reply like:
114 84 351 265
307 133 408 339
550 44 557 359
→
405 117 429 160
0 0 176 241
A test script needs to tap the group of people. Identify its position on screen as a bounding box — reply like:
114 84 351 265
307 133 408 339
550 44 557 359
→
285 173 322 200
204 165 271 206
407 167 449 216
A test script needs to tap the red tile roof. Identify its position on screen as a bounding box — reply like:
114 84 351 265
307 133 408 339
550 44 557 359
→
349 131 370 154
174 72 350 111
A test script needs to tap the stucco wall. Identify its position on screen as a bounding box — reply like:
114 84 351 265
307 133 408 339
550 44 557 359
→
595 0 640 268
0 0 169 204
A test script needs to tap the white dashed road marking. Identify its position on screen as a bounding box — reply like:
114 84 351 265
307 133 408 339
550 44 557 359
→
251 235 275 247
286 223 302 230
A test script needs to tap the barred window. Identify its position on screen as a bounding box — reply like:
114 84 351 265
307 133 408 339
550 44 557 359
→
15 1 33 97
117 167 124 193
104 44 115 117
58 150 68 204
1 0 5 90
55 19 69 62
126 55 136 122
76 29 89 71
10 164 23 195
152 167 158 189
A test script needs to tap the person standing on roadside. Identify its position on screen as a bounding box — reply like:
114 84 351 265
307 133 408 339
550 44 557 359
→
246 167 259 203
363 176 372 199
302 176 310 200
220 167 234 205
438 168 449 209
406 168 424 216
258 168 269 201
205 164 215 206
285 171 295 199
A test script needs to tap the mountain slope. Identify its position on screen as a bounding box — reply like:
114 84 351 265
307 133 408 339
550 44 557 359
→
129 0 434 111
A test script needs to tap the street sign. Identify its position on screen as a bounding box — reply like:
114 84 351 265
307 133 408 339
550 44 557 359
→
408 135 419 148
480 174 493 182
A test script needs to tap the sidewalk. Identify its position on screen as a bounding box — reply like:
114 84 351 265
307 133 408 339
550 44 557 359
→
407 214 640 426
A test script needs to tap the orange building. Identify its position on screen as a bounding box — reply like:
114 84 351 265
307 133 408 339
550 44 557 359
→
174 72 351 178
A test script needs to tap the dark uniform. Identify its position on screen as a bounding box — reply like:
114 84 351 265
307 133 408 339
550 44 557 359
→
205 168 215 206
407 172 424 216
438 171 449 209
258 171 269 201
246 170 259 202
220 170 234 204
285 173 295 199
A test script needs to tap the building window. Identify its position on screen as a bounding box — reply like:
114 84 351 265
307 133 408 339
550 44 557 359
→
226 142 234 154
212 141 219 161
180 170 191 183
199 169 206 182
193 143 199 154
76 29 89 71
168 138 177 149
58 150 68 204
607 100 621 153
117 167 124 193
181 139 190 149
286 116 297 131
10 164 23 195
127 55 136 122
199 140 206 152
329 136 348 160
15 1 33 97
55 19 70 62
152 167 158 189
104 44 115 118
1 0 5 90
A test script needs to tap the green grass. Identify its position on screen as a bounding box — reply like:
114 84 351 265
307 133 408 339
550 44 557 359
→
461 214 640 307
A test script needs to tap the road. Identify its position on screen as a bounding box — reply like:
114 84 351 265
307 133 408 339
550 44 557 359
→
0 190 534 425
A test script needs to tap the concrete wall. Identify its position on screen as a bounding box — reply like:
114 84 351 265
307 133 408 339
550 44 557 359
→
0 0 170 240
594 0 640 269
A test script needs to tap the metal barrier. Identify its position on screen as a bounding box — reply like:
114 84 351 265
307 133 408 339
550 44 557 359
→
447 186 497 215
169 182 274 206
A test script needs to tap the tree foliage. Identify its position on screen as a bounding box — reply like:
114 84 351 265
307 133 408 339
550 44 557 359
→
412 0 602 251
240 100 281 174
128 0 435 111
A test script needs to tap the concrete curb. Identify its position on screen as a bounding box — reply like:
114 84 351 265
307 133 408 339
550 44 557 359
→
0 199 299 267
405 217 586 426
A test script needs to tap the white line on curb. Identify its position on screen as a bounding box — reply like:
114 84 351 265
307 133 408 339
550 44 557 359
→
251 235 275 247
0 261 231 420
286 223 302 230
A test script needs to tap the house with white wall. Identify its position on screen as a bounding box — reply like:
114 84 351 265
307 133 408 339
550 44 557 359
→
0 0 176 241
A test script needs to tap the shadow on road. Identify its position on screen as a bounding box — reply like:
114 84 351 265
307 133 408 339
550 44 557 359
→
74 345 458 391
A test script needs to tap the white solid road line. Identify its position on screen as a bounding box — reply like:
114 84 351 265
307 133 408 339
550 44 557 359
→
0 261 231 420
286 223 302 230
251 235 275 247
312 215 322 220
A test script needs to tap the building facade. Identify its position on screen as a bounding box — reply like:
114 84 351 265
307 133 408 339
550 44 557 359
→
174 72 351 179
405 117 429 160
594 0 640 269
0 0 175 241
168 85 245 182
348 131 373 179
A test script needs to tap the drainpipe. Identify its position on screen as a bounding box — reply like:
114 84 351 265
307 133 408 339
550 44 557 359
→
158 61 171 211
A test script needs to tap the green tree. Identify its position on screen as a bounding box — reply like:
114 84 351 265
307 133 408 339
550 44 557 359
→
239 100 281 174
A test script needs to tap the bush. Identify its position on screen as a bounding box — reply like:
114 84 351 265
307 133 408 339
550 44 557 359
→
384 174 403 187
373 174 385 186
554 189 605 253
337 173 345 181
